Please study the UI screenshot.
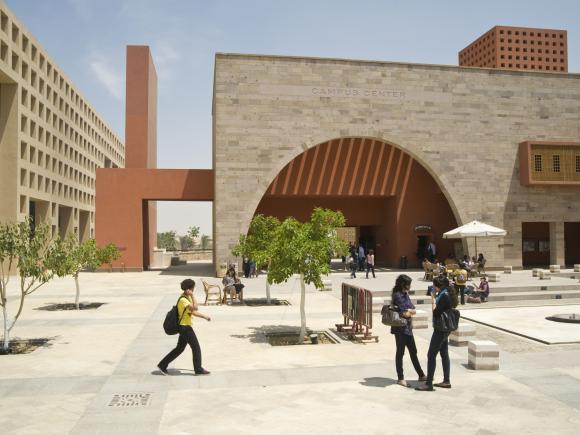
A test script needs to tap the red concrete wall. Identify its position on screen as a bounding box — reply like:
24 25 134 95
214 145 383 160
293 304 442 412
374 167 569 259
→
96 169 214 270
125 46 157 169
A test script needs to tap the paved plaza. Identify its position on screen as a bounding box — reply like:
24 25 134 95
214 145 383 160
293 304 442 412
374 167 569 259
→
1 264 580 434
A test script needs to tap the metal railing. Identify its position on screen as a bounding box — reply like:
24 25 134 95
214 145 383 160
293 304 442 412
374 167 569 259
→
336 282 378 343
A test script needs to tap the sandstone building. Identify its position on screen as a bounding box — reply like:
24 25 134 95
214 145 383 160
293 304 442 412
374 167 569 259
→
0 3 124 240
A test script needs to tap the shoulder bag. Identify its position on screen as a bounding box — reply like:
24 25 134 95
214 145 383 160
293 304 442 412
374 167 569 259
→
381 304 408 327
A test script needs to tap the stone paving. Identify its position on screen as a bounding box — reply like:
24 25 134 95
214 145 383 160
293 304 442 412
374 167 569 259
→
1 263 580 434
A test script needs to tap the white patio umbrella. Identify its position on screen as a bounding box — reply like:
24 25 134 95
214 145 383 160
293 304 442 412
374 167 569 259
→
443 220 507 257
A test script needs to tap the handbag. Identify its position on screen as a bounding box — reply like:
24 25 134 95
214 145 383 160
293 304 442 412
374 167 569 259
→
433 308 460 332
381 304 408 327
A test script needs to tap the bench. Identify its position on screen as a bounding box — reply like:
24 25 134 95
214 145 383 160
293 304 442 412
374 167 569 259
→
539 270 551 280
468 340 499 370
532 268 541 277
450 324 476 346
549 265 561 273
486 272 500 282
575 264 580 273
503 266 512 274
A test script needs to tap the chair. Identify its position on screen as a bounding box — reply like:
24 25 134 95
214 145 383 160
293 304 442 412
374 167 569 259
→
222 282 244 304
201 280 222 305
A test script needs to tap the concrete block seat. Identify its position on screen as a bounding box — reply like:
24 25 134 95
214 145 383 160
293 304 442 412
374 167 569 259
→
486 272 500 282
450 323 476 346
539 270 551 280
532 268 542 277
412 309 428 329
503 266 512 274
550 265 561 273
468 340 499 370
575 264 580 273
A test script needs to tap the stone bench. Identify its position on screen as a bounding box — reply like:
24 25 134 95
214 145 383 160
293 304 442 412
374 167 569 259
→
486 272 500 282
575 264 580 273
412 309 428 329
503 265 512 274
539 270 551 280
532 268 541 277
549 265 561 273
468 340 499 370
318 279 332 291
450 324 476 346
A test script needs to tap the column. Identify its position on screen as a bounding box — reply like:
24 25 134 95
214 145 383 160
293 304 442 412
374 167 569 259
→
549 221 565 266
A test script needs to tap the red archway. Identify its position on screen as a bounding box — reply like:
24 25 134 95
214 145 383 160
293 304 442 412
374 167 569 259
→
254 137 458 267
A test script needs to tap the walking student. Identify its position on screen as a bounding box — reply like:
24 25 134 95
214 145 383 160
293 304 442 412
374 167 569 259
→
416 275 458 391
158 279 211 376
391 274 426 387
366 249 376 278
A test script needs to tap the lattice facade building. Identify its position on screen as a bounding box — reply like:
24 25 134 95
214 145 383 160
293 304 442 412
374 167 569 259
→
0 4 124 240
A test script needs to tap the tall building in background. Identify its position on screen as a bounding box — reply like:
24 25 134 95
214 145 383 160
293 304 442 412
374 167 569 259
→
0 3 124 241
459 25 568 72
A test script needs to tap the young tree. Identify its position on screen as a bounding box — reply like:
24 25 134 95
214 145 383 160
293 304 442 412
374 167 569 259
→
267 209 347 342
232 215 280 304
179 235 194 250
187 226 200 246
157 231 178 251
0 220 60 352
48 236 120 309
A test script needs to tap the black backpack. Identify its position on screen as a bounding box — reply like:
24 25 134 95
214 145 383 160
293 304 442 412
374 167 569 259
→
163 296 188 335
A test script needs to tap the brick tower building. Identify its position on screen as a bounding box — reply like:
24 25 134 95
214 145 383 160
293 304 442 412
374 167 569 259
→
459 26 568 72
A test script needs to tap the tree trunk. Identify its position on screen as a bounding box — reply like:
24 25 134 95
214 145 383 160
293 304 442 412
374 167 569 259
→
2 304 9 352
74 274 80 310
298 273 307 344
265 260 272 304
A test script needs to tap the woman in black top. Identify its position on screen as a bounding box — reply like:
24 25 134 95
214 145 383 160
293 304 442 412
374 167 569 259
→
391 274 426 387
416 275 458 391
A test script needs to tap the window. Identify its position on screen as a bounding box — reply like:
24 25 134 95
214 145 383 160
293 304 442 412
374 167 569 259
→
539 240 550 253
534 155 542 172
523 240 535 253
576 155 580 173
552 155 560 172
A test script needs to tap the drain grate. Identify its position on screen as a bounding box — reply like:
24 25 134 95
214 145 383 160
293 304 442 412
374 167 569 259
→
108 392 152 408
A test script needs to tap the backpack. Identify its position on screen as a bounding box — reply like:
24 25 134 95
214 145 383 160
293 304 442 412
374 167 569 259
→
163 296 188 335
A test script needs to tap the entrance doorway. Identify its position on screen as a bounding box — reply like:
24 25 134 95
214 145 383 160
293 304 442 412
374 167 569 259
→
565 222 580 266
416 235 430 261
522 222 550 267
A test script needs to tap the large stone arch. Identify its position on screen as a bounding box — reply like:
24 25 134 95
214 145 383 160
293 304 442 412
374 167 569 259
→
239 136 462 267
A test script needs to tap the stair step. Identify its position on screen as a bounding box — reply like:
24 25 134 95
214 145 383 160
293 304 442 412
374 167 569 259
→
372 290 580 312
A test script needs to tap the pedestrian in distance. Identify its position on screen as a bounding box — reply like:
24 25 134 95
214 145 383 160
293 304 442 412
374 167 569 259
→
391 274 426 387
366 249 375 278
158 279 211 376
416 275 458 391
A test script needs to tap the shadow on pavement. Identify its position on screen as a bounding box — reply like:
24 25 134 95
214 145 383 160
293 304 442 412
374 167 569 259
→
157 262 215 277
359 377 397 388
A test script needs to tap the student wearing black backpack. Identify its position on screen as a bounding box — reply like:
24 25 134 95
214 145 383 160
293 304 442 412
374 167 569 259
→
157 279 211 376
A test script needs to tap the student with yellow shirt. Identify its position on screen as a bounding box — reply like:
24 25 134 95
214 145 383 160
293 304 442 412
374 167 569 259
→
158 279 211 375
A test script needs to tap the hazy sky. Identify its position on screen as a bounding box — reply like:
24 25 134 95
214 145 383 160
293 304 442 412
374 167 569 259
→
6 0 580 236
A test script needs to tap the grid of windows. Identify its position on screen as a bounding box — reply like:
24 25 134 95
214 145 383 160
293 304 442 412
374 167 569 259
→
459 26 567 72
0 4 124 240
576 156 580 173
534 155 542 172
552 154 561 172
